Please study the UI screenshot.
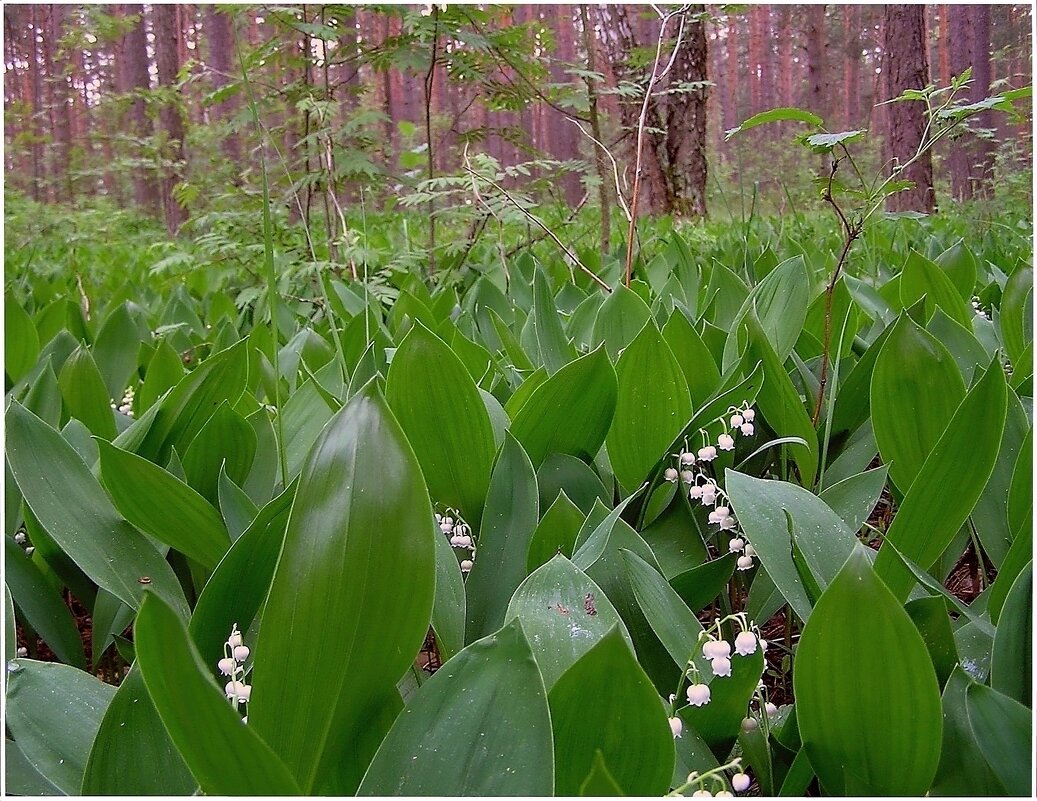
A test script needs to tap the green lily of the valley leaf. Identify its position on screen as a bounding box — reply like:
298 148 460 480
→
871 315 965 493
527 490 586 572
874 356 1007 601
387 322 496 525
6 403 188 618
5 659 117 795
549 627 674 796
965 683 1032 796
794 545 942 796
505 554 632 689
509 346 617 467
96 439 230 571
134 595 301 795
81 665 197 795
249 382 436 794
607 321 692 493
358 618 554 796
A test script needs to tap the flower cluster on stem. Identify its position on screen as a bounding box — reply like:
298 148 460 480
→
669 757 749 797
110 386 135 418
436 509 476 573
217 623 252 715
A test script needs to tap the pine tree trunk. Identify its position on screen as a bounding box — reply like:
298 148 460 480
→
947 3 972 201
665 6 708 219
883 4 935 213
204 6 241 165
968 4 994 198
117 4 159 214
804 5 827 120
153 3 188 233
843 6 860 128
748 5 765 116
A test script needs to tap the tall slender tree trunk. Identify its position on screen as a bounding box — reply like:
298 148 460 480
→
968 5 994 198
204 6 241 166
44 5 73 202
748 5 765 116
29 6 45 201
843 6 860 128
665 5 708 219
153 3 188 233
947 4 972 200
579 3 612 252
804 5 828 120
883 4 935 213
117 4 159 214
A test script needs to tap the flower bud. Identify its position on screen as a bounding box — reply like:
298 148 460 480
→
759 638 768 652
692 790 713 797
233 645 250 663
716 791 733 797
669 716 683 738
765 702 778 717
711 656 732 677
664 467 679 483
16 647 27 657
734 631 758 656
24 547 34 556
732 772 751 792
686 683 711 706
740 716 758 732
744 544 755 557
227 630 243 648
14 532 26 544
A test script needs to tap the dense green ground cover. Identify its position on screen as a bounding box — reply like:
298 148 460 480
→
4 192 1033 796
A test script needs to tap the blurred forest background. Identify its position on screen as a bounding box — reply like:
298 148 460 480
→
3 4 1032 248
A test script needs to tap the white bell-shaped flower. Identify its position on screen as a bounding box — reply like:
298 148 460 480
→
742 408 755 422
218 657 238 676
697 445 718 462
680 470 695 485
686 683 711 706
700 486 718 505
740 716 758 732
702 638 731 660
692 790 713 798
689 484 704 500
730 413 744 428
439 521 454 534
737 555 754 571
669 716 683 738
708 506 731 525
710 656 732 677
734 631 758 656
664 467 679 483
765 702 778 717
728 537 745 553
732 772 752 792
717 434 735 451
719 515 737 530
233 645 250 663
460 559 473 573
227 629 243 649
680 451 696 466
740 422 755 436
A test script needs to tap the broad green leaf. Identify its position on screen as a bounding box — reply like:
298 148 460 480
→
579 751 625 796
900 250 972 328
816 465 888 534
740 312 817 486
934 240 978 300
465 434 539 642
640 492 709 579
726 471 858 622
549 628 674 796
927 307 989 383
531 266 576 374
387 322 495 524
999 265 1033 365
874 357 1007 601
136 339 249 464
92 302 146 399
670 553 738 613
536 453 610 515
5 538 85 668
871 315 965 492
430 523 466 662
188 481 296 672
794 545 942 796
904 595 959 688
5 659 117 795
505 554 631 689
6 403 188 617
802 128 867 152
662 310 721 409
23 359 63 428
81 665 197 795
509 346 617 467
965 683 1032 796
5 737 62 796
277 377 334 480
725 106 823 138
527 490 586 571
989 562 1031 706
134 595 301 795
930 667 1005 796
592 284 653 359
607 321 692 493
249 384 436 793
3 584 14 662
97 439 230 571
6 292 40 383
58 346 117 439
217 467 259 541
358 618 553 796
988 518 1032 625
181 401 257 505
